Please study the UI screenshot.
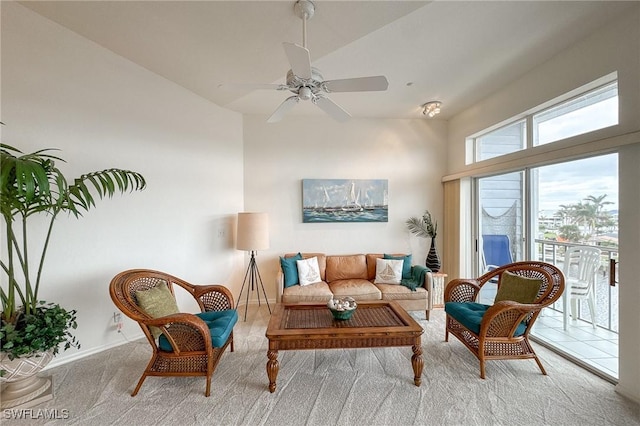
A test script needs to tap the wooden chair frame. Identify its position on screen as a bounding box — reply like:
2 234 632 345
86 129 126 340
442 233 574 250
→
444 261 564 379
109 269 235 396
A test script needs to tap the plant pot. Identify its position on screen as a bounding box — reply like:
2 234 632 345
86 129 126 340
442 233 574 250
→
0 351 54 409
426 237 441 272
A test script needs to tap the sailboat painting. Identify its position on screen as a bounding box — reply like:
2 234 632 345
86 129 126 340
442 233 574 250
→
302 179 388 223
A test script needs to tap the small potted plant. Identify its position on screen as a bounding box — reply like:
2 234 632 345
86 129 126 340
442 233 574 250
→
406 210 441 272
0 142 146 408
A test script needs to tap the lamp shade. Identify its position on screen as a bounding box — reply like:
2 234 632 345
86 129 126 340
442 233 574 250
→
236 212 269 251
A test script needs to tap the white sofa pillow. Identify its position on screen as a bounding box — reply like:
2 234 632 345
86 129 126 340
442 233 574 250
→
374 258 404 285
297 256 322 286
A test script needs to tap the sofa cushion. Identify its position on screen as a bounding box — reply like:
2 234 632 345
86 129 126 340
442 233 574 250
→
374 258 404 284
280 253 303 288
445 302 527 336
326 254 368 282
328 279 381 300
282 281 333 303
377 284 427 301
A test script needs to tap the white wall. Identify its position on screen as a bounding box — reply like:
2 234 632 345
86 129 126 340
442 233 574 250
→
242 115 448 302
446 7 640 403
1 3 245 366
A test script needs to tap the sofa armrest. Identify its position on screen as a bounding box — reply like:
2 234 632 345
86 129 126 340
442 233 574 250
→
424 271 434 312
276 270 285 302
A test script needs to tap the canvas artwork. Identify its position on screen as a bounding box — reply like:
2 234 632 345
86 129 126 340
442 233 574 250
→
302 179 388 223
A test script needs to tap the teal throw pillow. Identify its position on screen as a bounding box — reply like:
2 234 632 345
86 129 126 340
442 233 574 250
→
494 271 542 304
280 253 303 288
384 254 412 279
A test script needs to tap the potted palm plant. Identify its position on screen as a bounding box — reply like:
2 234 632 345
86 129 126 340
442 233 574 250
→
0 143 146 408
406 210 441 272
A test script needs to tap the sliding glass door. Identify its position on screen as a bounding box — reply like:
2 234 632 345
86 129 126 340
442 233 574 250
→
474 153 619 380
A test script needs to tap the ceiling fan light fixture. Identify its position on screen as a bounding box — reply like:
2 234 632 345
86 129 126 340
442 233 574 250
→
422 101 442 118
299 86 312 101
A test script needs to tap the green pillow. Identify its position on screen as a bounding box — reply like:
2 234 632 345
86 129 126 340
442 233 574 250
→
494 271 542 304
135 281 180 338
280 253 303 288
384 254 412 279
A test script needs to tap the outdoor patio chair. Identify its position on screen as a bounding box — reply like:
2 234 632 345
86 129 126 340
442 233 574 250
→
444 261 564 378
482 234 514 272
109 269 236 396
563 246 602 330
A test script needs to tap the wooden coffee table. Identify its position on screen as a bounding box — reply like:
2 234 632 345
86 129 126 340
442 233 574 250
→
265 300 424 393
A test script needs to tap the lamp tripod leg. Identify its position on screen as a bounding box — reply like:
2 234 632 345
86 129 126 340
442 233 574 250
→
254 261 271 314
237 250 271 321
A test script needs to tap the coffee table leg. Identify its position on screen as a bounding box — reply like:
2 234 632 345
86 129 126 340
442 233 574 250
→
267 349 279 393
411 344 423 386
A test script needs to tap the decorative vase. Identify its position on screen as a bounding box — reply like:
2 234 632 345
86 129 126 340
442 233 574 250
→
0 350 54 409
426 237 441 272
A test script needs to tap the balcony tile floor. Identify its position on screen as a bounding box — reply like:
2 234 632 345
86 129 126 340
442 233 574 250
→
532 308 618 380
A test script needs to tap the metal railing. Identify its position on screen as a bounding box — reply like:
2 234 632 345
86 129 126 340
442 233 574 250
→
535 239 619 332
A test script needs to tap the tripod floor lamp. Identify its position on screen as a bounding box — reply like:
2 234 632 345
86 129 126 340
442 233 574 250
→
236 212 271 321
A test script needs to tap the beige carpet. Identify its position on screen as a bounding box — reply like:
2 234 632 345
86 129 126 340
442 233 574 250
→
9 307 639 425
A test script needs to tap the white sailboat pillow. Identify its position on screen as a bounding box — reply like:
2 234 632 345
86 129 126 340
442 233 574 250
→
374 258 404 285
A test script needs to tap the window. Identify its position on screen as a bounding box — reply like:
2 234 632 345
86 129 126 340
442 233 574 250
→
469 78 619 164
533 81 618 146
476 120 526 162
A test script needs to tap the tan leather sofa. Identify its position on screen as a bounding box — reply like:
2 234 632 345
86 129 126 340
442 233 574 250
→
277 253 433 320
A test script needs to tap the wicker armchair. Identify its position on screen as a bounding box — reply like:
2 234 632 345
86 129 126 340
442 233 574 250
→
444 261 564 379
109 269 236 396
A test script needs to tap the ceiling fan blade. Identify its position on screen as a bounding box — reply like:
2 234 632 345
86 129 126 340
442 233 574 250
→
283 42 312 80
322 76 389 93
313 96 351 122
267 96 300 123
218 83 289 91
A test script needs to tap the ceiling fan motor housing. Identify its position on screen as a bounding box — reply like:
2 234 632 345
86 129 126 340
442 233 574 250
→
286 68 324 99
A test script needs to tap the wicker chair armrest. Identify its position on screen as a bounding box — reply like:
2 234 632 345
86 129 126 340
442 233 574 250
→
480 301 543 338
192 285 235 312
144 313 212 354
444 279 481 303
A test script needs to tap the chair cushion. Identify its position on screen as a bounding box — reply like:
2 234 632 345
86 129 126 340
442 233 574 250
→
494 271 542 304
280 252 303 287
445 302 526 336
158 309 238 351
135 282 179 339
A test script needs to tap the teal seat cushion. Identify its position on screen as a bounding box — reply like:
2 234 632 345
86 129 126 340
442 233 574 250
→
158 309 237 351
445 302 526 336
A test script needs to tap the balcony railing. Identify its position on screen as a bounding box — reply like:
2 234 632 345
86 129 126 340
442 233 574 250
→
535 239 619 333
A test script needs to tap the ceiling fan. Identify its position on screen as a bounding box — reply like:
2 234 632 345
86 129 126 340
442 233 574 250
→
220 0 389 123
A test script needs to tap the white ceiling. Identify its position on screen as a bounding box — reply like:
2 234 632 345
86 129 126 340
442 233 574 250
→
21 1 636 121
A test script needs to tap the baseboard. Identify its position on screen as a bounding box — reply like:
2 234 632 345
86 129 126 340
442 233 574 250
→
44 333 145 371
235 298 277 308
615 383 640 405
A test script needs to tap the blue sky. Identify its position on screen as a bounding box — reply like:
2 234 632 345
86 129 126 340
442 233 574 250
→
537 153 618 214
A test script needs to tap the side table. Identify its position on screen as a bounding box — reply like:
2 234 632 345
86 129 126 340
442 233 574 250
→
431 272 448 308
